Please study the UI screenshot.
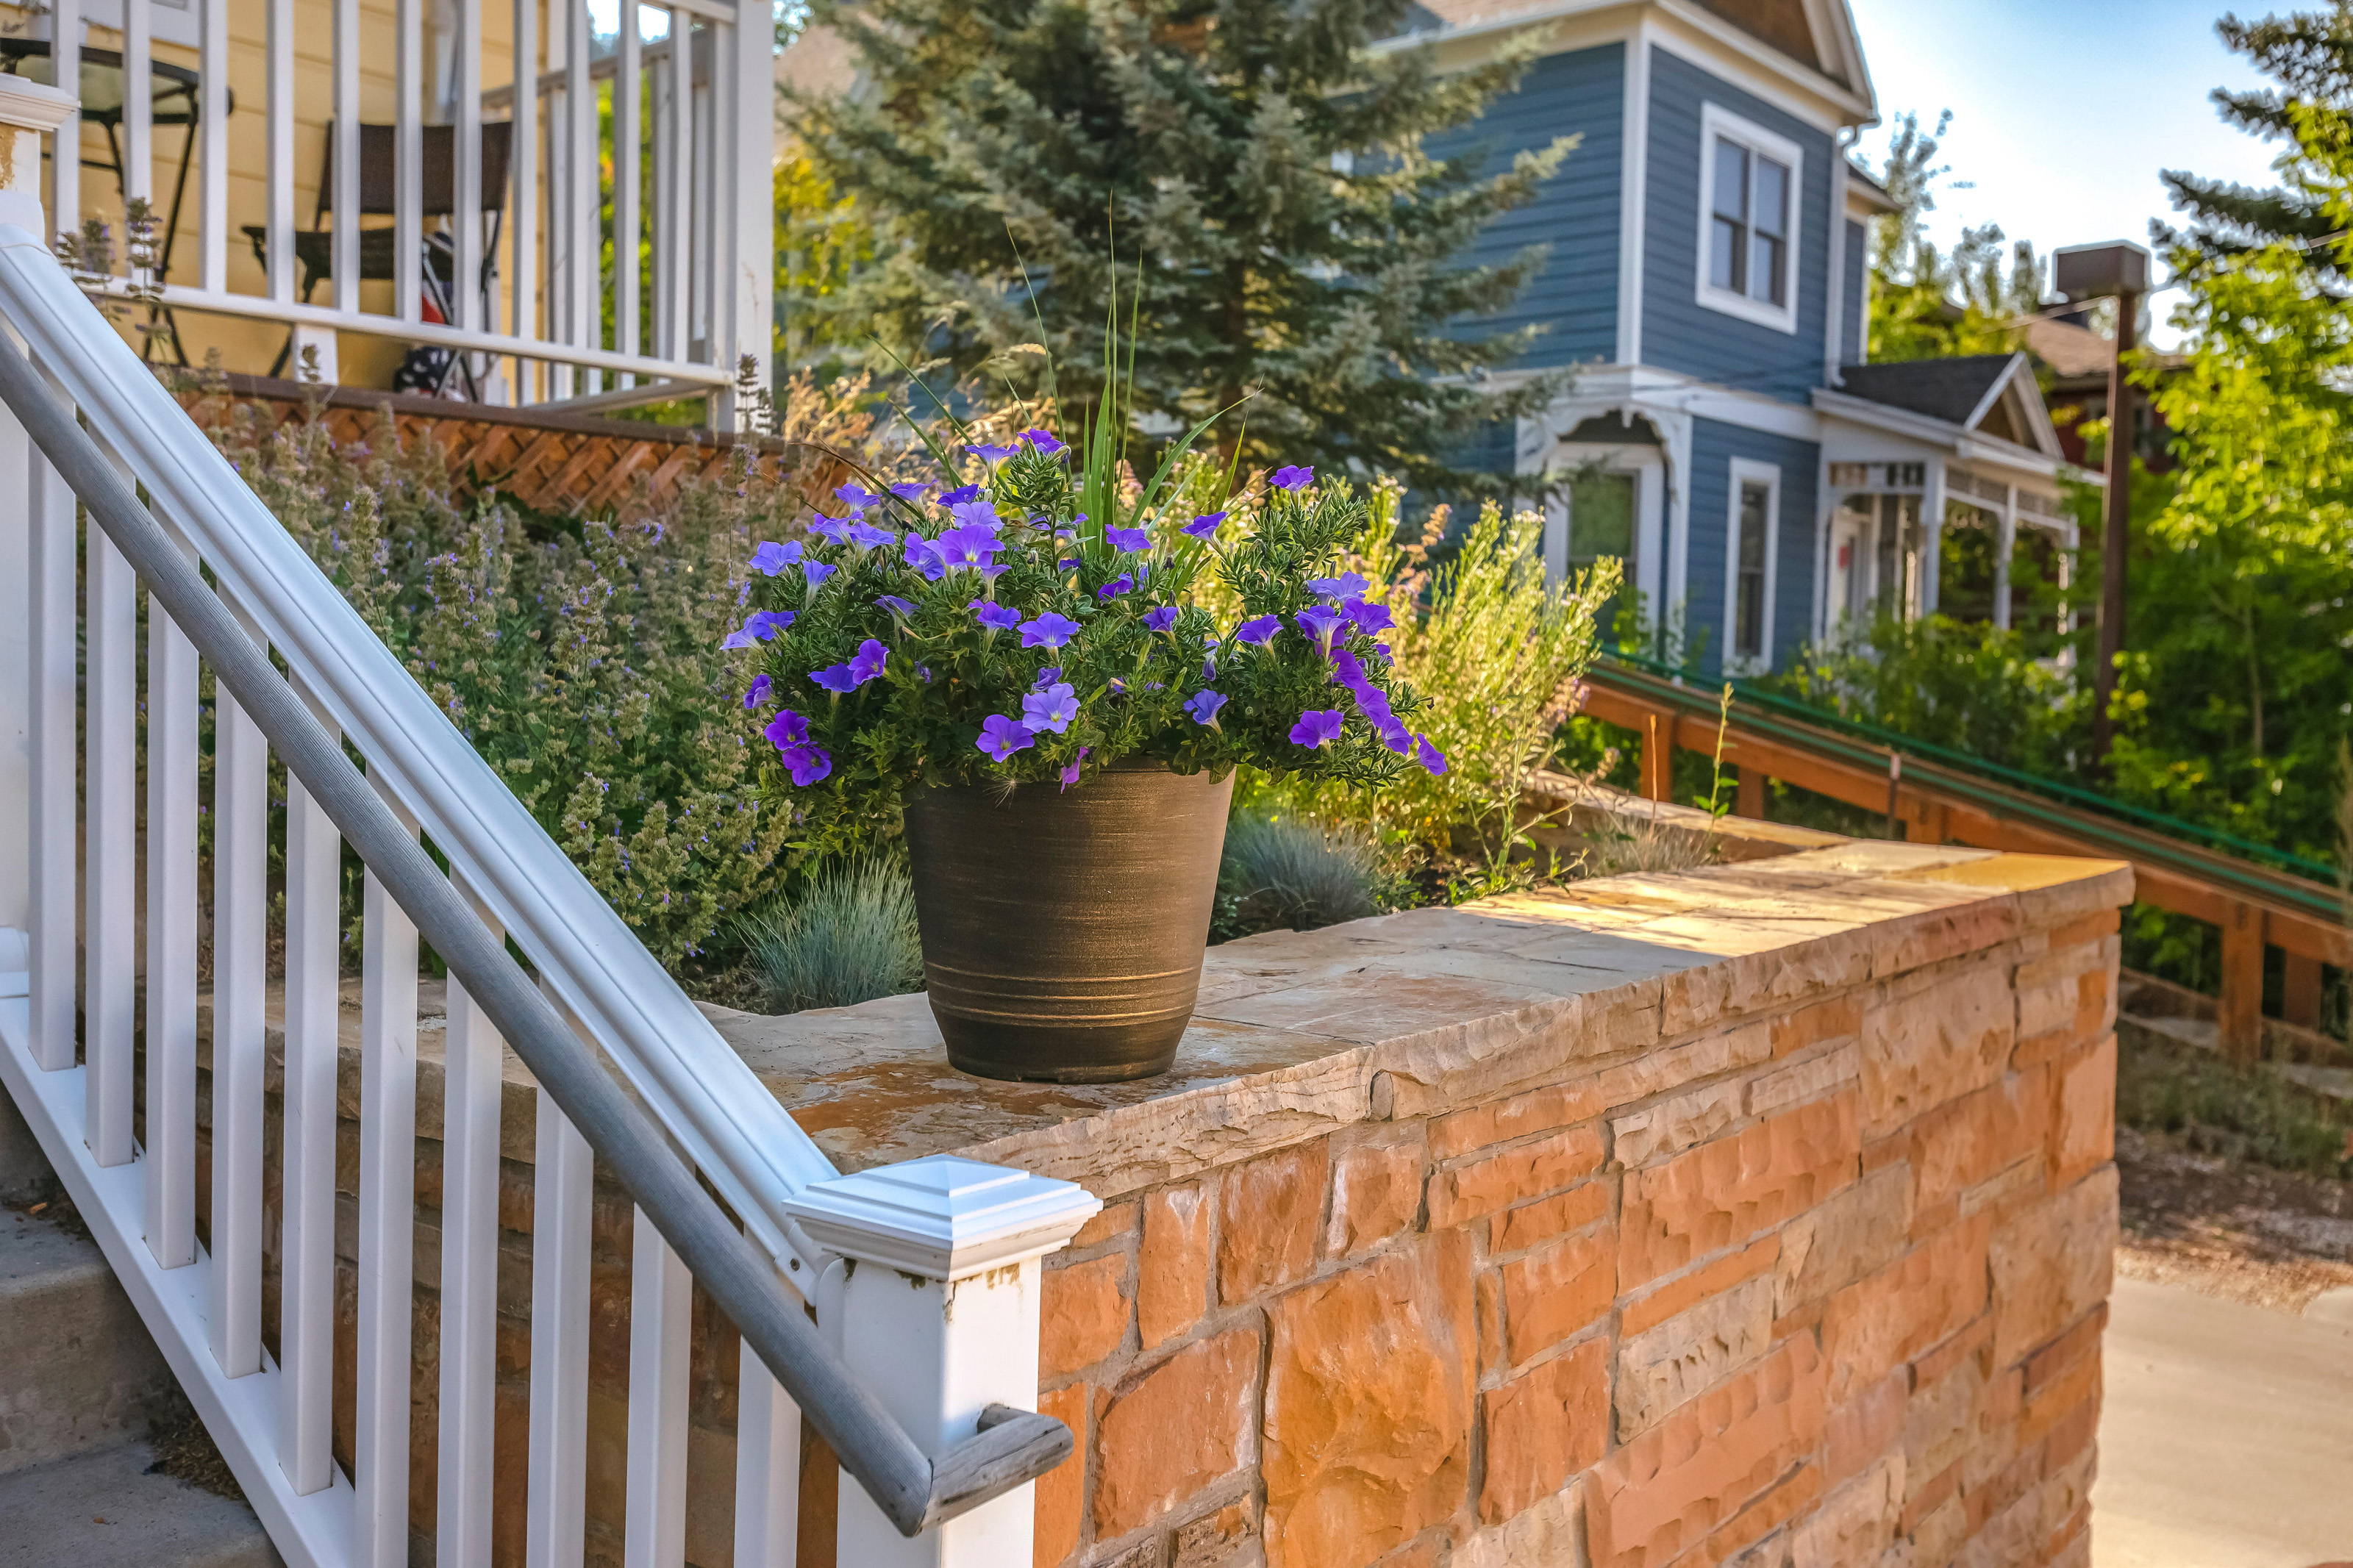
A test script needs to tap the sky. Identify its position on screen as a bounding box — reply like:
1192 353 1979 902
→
1844 0 2282 346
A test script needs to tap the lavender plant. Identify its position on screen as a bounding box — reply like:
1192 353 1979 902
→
730 415 1451 851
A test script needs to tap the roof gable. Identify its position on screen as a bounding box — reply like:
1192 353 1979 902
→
1836 353 2065 460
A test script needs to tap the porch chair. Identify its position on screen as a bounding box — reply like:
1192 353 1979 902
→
243 121 513 395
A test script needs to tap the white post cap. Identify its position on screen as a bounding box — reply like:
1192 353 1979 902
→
785 1154 1101 1280
0 74 76 135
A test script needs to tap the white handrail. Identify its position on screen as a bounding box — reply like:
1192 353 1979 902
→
0 226 836 1271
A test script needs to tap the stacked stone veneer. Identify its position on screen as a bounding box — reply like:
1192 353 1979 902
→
969 847 2127 1568
182 840 2127 1568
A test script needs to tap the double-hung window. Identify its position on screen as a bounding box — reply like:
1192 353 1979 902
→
1696 105 1803 333
1724 459 1780 668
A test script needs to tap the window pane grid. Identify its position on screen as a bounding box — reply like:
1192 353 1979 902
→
1735 480 1770 659
1706 129 1791 314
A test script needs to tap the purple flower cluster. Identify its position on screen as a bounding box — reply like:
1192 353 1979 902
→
764 709 832 786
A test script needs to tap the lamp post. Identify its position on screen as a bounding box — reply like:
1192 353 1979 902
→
2052 240 2150 770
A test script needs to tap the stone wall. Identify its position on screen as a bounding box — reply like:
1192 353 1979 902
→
190 837 2127 1568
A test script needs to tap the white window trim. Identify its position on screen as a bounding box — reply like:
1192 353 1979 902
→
1721 457 1781 671
1694 102 1805 336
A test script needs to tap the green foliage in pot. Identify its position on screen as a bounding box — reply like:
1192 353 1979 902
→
737 856 924 1012
727 387 1450 855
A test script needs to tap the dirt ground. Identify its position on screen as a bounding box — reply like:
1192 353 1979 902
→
2115 1124 2353 1313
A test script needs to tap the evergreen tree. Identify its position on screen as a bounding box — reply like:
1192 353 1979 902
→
2162 5 2353 269
786 0 1574 490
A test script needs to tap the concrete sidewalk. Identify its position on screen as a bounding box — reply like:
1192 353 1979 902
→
2094 1275 2353 1567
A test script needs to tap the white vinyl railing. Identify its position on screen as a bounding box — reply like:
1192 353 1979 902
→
0 210 1091 1568
42 0 770 413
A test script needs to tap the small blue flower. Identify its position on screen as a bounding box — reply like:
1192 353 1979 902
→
1309 573 1369 601
1035 665 1063 688
849 638 889 684
1182 512 1227 539
938 484 982 505
1021 611 1081 649
889 481 930 501
765 708 810 748
1097 573 1135 601
801 559 838 589
976 714 1036 761
835 482 884 510
902 532 947 581
1059 745 1090 791
1343 598 1394 634
971 599 1021 631
810 514 855 546
948 499 1002 530
742 673 772 709
810 665 859 694
1416 735 1449 775
778 743 832 786
1106 525 1152 554
1185 689 1227 726
849 520 898 551
938 524 1004 572
721 609 796 648
876 595 918 619
1023 681 1079 734
1289 708 1345 748
749 540 802 576
1294 605 1346 651
1144 606 1179 633
966 442 1018 463
1271 465 1315 490
1024 428 1067 457
1234 615 1280 646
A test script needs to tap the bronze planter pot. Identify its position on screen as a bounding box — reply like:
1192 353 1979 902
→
903 763 1234 1083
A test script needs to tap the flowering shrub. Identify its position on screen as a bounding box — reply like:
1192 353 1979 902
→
729 433 1447 853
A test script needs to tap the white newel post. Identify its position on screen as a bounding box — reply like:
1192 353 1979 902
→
0 71 75 969
787 1155 1100 1567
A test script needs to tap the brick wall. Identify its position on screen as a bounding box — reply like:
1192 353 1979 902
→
1015 880 2122 1568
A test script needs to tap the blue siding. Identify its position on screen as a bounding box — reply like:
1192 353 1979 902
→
1641 48 1834 401
1843 219 1868 365
1684 418 1819 672
1429 43 1624 369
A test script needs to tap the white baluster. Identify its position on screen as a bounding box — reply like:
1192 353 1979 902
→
354 790 421 1568
85 525 137 1167
509 0 538 401
438 874 504 1568
143 585 199 1268
624 1206 690 1568
566 0 597 394
454 0 482 341
659 10 690 363
787 1157 1100 1568
200 0 228 292
614 2 640 387
265 0 293 304
279 676 342 1493
123 0 151 218
50 0 78 239
525 1082 593 1568
333 0 360 313
27 446 76 1070
210 596 269 1376
396 0 422 322
732 1319 803 1568
720 5 775 427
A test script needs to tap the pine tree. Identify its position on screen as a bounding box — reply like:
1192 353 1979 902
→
786 0 1574 490
2162 6 2353 268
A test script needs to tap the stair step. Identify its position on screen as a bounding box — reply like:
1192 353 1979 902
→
0 1205 178 1475
0 1441 279 1567
0 1087 57 1208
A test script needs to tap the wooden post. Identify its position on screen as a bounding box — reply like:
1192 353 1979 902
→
1905 800 1949 845
1640 712 1672 802
2282 951 2323 1033
1736 766 1765 820
2218 901 2264 1063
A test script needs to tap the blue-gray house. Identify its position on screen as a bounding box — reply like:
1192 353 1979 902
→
1388 0 2082 672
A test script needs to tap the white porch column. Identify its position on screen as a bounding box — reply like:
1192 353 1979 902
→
1993 484 2017 631
788 1155 1100 1567
717 10 775 430
1917 459 1946 618
0 73 76 945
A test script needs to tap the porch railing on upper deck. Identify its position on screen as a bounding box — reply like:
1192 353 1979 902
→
28 0 771 417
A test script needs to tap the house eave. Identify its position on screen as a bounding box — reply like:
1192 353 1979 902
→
1813 387 2102 487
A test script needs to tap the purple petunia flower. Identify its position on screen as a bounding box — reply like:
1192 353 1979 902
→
1144 606 1179 633
1032 667 1063 689
742 673 772 709
1308 573 1369 601
801 559 838 589
1343 598 1395 634
1023 681 1079 734
849 520 898 551
1021 611 1081 649
902 532 947 581
938 484 982 506
778 743 832 787
835 482 883 510
849 638 889 684
876 595 918 619
1106 525 1152 554
1415 735 1449 775
976 714 1036 762
1328 645 1369 690
1097 573 1135 601
1270 465 1315 491
966 442 1018 463
1024 428 1068 457
1182 512 1228 539
764 708 809 748
937 524 1003 572
948 498 1002 530
1294 605 1346 651
1290 709 1346 748
749 539 802 576
721 609 796 648
1184 688 1227 726
889 482 929 501
809 664 859 694
1059 745 1090 791
971 599 1021 631
810 514 855 546
1058 558 1082 571
1235 615 1281 646
1379 721 1415 756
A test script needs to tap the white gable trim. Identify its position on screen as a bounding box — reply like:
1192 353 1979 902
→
1958 354 2065 460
